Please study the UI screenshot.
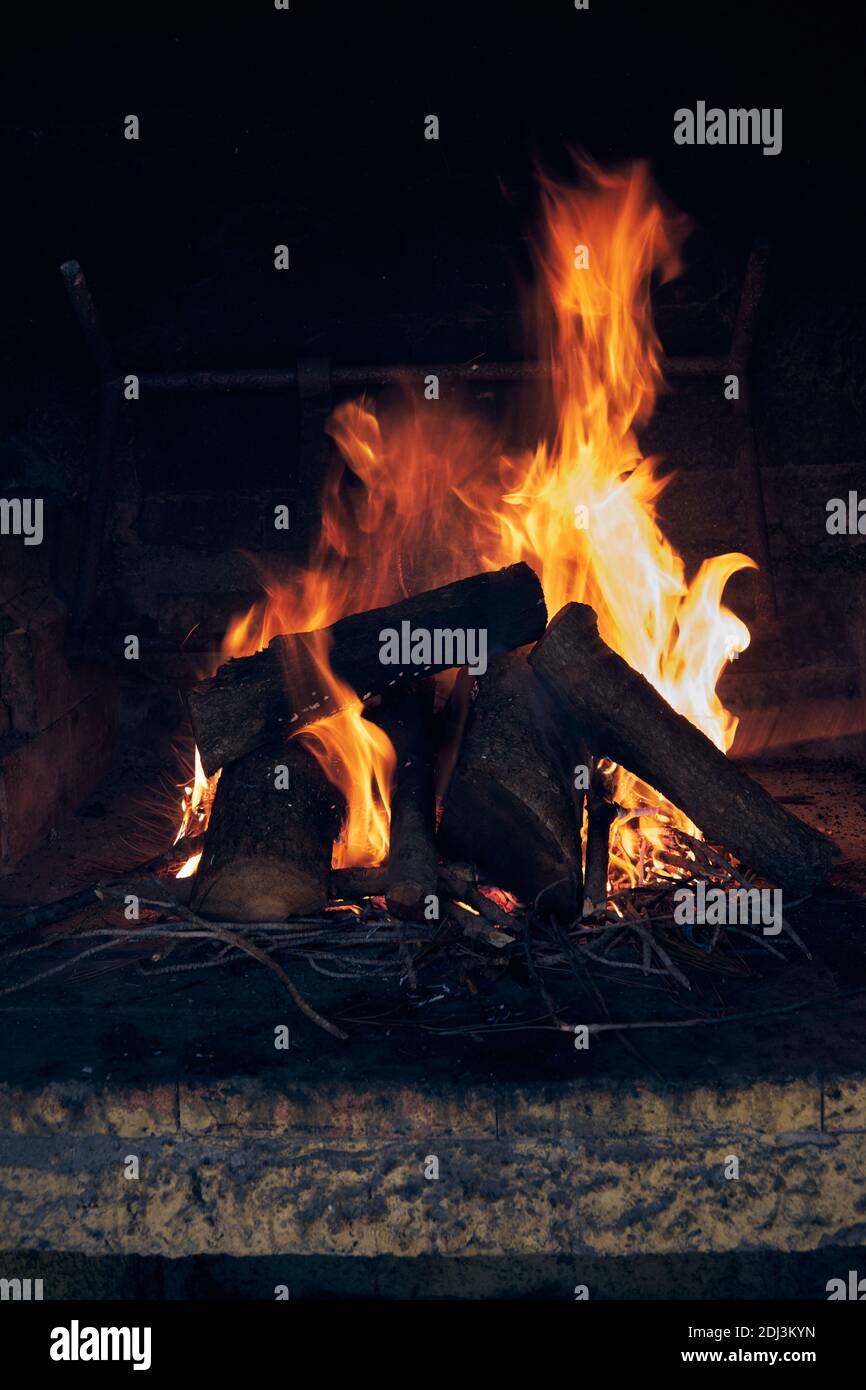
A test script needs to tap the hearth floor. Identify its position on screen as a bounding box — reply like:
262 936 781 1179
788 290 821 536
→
1 756 865 1260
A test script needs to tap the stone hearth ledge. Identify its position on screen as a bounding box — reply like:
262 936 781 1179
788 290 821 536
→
1 1040 866 1258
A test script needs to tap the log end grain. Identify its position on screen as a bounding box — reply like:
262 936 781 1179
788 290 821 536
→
190 742 343 922
191 862 329 923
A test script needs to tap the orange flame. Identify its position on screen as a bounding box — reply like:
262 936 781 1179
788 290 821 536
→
191 580 396 873
174 746 217 877
176 157 755 889
498 159 753 726
490 158 756 875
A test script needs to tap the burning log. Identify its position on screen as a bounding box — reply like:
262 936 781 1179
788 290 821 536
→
330 865 387 900
448 900 516 950
372 681 438 921
583 760 618 916
438 650 584 919
190 741 343 922
529 604 839 895
187 563 546 776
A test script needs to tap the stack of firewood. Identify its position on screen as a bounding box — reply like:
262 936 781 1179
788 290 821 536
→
184 563 838 924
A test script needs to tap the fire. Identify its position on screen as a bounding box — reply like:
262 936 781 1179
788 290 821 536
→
174 396 500 876
174 746 217 877
178 580 396 877
488 158 756 877
498 159 753 734
176 156 755 889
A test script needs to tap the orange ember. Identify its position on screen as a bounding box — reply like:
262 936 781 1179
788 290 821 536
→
176 157 755 889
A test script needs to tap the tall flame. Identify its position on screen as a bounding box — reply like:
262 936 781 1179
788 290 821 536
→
176 157 755 886
489 159 756 872
496 159 754 736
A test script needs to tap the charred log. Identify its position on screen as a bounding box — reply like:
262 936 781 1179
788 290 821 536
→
190 741 343 921
187 563 547 775
372 680 438 921
438 650 585 920
582 762 618 916
529 603 839 895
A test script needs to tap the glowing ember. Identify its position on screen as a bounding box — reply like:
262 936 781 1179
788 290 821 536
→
477 884 522 916
175 156 754 888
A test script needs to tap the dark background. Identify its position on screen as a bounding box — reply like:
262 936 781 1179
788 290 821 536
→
1 0 864 399
0 0 863 677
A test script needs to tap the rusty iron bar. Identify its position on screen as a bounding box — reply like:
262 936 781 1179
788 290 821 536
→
137 367 297 391
135 355 725 391
61 254 775 651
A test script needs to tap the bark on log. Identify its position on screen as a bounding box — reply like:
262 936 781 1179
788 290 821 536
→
187 563 547 776
190 741 343 921
372 681 438 921
529 604 839 894
438 650 584 919
583 799 617 916
330 865 387 900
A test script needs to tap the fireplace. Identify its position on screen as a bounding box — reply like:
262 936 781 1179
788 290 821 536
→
5 159 860 922
2 1 866 1309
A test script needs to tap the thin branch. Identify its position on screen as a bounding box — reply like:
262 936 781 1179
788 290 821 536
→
163 896 348 1041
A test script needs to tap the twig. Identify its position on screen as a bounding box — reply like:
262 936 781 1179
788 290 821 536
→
0 885 349 1040
437 866 515 926
398 919 418 990
539 918 664 1079
165 897 348 1041
418 987 866 1037
523 911 563 1027
448 900 515 949
0 832 204 939
629 920 692 991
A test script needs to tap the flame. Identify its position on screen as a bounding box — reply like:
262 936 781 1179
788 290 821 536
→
285 631 394 870
486 159 756 875
174 746 217 877
174 395 503 876
176 581 396 876
176 156 755 889
500 159 754 732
